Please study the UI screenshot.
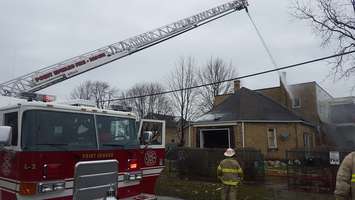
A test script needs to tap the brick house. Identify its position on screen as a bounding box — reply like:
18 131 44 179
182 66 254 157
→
251 79 355 148
189 83 316 160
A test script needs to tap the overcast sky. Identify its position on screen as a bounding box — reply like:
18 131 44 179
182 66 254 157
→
0 0 354 101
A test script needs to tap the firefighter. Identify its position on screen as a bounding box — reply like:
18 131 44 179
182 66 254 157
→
217 148 244 200
335 152 355 200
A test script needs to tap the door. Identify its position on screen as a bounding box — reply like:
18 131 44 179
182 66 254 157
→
137 119 165 194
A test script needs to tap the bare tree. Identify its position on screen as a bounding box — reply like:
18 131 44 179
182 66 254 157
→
197 57 237 113
70 80 93 100
121 82 173 119
292 0 355 79
168 57 198 145
70 80 118 109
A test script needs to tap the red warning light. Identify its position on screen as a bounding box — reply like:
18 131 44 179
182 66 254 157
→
42 95 56 102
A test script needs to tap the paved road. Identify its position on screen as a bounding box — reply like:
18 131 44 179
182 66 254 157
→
157 196 184 200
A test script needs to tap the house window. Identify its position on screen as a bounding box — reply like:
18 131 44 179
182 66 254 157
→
292 97 301 108
267 128 277 149
304 133 313 149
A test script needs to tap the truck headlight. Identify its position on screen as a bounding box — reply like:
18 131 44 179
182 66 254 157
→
53 182 65 191
129 174 136 181
38 181 65 193
38 183 53 193
136 173 142 180
124 172 142 182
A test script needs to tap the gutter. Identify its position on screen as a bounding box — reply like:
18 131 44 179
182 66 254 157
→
192 120 313 127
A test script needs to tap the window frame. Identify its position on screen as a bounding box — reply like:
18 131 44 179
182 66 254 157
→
95 114 138 149
267 128 278 150
4 111 19 146
21 109 98 151
199 128 231 149
138 119 166 149
303 133 313 149
292 97 301 108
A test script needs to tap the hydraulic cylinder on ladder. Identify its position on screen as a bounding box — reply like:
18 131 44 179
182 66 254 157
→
0 0 248 97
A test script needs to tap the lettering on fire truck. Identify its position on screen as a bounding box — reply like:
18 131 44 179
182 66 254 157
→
81 153 114 159
33 52 107 83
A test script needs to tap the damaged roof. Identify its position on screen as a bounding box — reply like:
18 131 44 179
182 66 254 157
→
195 87 306 124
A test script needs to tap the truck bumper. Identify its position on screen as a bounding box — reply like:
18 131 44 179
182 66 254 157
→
120 193 157 200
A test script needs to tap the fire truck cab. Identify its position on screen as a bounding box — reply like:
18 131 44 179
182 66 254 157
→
0 100 165 200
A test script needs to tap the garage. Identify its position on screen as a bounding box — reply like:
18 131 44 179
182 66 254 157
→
199 128 231 148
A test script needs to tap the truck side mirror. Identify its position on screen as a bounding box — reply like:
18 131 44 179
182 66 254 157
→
142 131 153 144
0 126 12 146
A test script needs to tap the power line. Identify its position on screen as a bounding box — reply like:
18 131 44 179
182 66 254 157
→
105 50 355 103
246 10 279 69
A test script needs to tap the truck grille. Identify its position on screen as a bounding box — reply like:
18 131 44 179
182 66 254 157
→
73 159 118 200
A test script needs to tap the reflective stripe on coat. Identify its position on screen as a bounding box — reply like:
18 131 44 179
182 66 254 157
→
217 158 243 186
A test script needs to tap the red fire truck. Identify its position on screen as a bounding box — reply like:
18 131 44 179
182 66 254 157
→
0 1 248 199
0 96 165 199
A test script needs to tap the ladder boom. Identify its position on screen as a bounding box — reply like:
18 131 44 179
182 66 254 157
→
0 0 248 96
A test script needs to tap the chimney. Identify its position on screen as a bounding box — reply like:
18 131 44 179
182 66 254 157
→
234 80 241 93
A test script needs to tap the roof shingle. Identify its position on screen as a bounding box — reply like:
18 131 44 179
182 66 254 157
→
195 87 305 123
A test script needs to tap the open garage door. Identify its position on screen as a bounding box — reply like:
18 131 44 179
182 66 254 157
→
200 129 231 148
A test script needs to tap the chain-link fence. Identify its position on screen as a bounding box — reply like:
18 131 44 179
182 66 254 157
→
165 147 265 182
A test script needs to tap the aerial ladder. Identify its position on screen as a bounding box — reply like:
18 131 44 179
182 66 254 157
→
0 0 248 97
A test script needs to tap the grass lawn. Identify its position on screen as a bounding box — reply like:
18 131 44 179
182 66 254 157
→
155 174 335 200
156 175 273 200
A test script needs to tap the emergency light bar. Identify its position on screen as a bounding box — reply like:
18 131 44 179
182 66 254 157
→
20 92 56 102
110 105 132 112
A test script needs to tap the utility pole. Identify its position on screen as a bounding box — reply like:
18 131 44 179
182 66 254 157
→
352 0 355 13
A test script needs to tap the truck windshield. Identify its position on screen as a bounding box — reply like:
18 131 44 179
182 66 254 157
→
96 115 138 149
22 110 138 151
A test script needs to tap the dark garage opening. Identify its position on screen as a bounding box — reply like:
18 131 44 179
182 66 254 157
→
202 129 230 148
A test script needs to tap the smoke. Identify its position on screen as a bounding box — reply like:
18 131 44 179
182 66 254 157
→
319 97 355 148
280 71 295 103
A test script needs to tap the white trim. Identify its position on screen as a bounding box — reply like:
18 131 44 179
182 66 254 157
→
267 128 277 149
118 181 140 188
138 119 166 149
120 193 156 200
3 102 137 119
65 181 73 189
118 175 125 182
0 177 20 184
141 166 165 170
142 168 164 176
142 174 161 178
238 120 304 123
0 179 18 192
193 122 237 127
199 128 231 148
188 123 191 147
335 123 355 126
199 130 204 148
0 187 17 194
193 120 306 127
242 122 245 148
16 189 73 200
